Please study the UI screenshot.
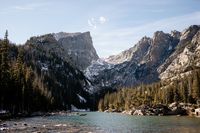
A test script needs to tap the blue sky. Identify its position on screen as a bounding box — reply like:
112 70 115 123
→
0 0 200 57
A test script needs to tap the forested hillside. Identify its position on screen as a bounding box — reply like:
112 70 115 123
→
0 31 50 115
98 68 200 112
0 31 93 116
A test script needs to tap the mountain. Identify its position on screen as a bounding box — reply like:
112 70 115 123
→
23 38 94 109
1 25 199 114
106 36 151 64
106 30 180 65
158 25 200 80
28 32 99 71
85 25 200 93
23 32 102 108
54 31 99 70
98 25 200 112
0 31 99 114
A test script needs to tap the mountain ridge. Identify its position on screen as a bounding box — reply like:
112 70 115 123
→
27 31 99 71
85 25 200 93
1 25 199 114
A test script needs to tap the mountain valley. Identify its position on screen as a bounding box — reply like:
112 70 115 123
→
0 25 200 115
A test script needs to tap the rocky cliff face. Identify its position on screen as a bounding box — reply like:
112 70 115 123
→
106 30 180 66
158 25 200 80
24 40 92 109
22 32 100 109
23 25 200 95
106 36 151 64
27 32 99 71
55 32 99 70
85 25 200 93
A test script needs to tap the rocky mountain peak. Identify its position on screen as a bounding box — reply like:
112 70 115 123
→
171 30 181 39
180 25 200 40
149 31 179 66
26 31 99 70
153 31 165 37
92 29 185 91
139 36 151 44
58 31 99 70
192 30 200 45
152 31 171 45
106 36 151 64
105 29 180 67
53 32 82 41
25 25 200 94
158 25 200 80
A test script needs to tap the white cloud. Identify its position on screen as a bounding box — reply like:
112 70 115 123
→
14 6 33 11
88 16 107 29
12 3 51 11
88 18 97 29
0 2 51 14
99 16 106 24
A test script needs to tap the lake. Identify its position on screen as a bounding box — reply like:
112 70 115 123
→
1 112 200 133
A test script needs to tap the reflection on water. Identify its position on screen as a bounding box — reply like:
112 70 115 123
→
1 112 200 133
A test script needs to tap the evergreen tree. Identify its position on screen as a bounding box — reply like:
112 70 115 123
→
0 30 10 88
98 99 104 111
192 72 200 100
0 30 11 110
182 82 189 103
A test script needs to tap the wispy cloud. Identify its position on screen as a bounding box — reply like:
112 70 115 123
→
88 18 97 29
92 12 200 57
88 16 107 29
99 16 107 24
0 2 51 14
12 3 50 11
14 6 34 11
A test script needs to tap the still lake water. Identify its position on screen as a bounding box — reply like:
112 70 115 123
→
1 112 200 133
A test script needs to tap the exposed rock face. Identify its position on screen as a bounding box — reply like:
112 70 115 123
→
86 29 181 91
147 31 177 65
55 32 99 70
158 25 200 80
24 37 94 109
106 36 151 64
24 25 200 95
27 32 99 71
85 25 200 93
23 32 102 108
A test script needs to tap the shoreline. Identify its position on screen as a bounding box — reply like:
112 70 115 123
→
0 110 90 122
1 111 200 132
1 102 200 122
101 102 200 117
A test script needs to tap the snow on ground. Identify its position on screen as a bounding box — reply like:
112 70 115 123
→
84 59 114 80
77 94 86 103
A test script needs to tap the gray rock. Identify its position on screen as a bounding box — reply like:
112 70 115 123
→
57 32 99 70
26 31 99 71
85 25 200 93
133 110 145 116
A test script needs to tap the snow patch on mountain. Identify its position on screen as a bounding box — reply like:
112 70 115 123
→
84 59 114 80
77 94 86 103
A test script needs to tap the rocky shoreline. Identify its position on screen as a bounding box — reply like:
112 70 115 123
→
104 102 200 117
0 110 87 121
0 111 90 132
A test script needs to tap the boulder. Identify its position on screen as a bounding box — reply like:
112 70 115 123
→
153 104 170 115
133 110 145 116
168 103 188 115
168 106 187 115
195 108 200 117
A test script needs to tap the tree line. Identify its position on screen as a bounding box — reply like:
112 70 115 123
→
0 31 61 115
98 68 200 112
0 31 94 116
